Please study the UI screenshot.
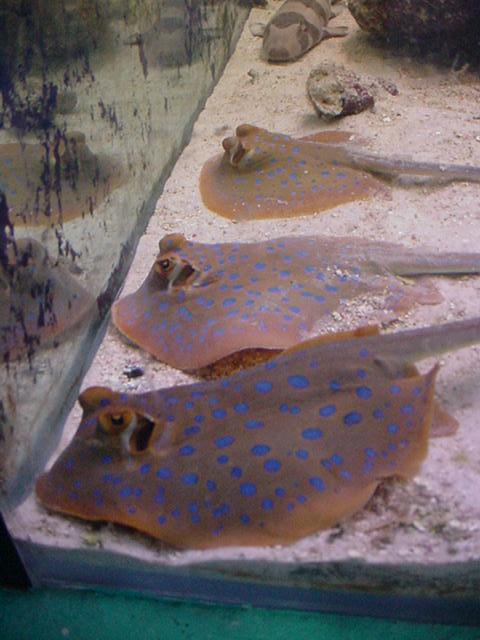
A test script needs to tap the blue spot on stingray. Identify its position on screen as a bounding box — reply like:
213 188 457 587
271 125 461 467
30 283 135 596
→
99 398 111 408
251 444 271 456
245 419 264 430
158 302 169 312
296 449 309 460
222 297 237 308
194 415 205 424
240 514 251 525
401 404 414 415
206 480 217 492
319 404 336 417
156 468 172 479
154 487 166 504
287 503 295 512
302 428 323 440
365 448 376 458
231 467 243 478
215 435 235 448
217 455 229 464
309 477 326 492
255 262 266 270
241 483 257 497
182 473 198 486
171 508 181 519
344 411 363 426
388 423 399 434
297 495 307 504
102 455 113 465
325 284 338 293
255 380 273 393
356 386 373 399
178 306 193 320
390 384 401 395
140 464 151 475
234 402 249 414
373 409 384 420
288 375 310 389
212 408 227 419
275 487 286 497
359 348 369 358
321 170 330 177
268 286 282 293
357 369 367 379
265 361 278 370
179 445 195 456
213 503 230 518
157 516 167 525
304 265 316 273
262 499 274 511
340 470 352 480
279 403 289 413
264 459 281 473
290 406 301 415
329 380 341 392
412 386 422 397
213 328 225 338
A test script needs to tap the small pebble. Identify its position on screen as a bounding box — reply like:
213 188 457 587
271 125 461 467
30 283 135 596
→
123 365 145 379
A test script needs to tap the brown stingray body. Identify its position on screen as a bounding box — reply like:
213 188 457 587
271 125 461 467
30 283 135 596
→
111 232 480 370
199 124 480 221
0 238 96 361
36 316 480 549
0 132 124 226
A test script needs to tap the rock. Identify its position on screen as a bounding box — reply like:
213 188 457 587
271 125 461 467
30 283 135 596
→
306 62 375 119
347 0 480 47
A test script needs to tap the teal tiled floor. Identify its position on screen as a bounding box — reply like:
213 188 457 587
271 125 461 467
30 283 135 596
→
1 587 478 640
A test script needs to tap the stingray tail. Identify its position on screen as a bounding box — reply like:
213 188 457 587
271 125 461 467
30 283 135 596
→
376 316 480 363
346 149 480 185
389 251 480 276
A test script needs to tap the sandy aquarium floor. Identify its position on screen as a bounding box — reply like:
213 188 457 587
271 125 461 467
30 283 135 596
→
12 3 480 573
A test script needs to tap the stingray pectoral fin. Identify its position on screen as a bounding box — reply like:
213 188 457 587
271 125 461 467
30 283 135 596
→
299 131 355 145
323 25 348 37
430 401 459 437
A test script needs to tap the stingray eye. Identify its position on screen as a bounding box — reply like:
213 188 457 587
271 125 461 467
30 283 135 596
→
159 259 171 271
98 410 133 435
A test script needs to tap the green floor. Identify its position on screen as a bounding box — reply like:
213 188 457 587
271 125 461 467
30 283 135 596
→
0 587 478 640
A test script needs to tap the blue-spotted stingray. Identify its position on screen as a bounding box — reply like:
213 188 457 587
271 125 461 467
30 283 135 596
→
0 238 96 361
200 124 480 220
36 316 480 549
0 132 124 226
111 232 480 370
